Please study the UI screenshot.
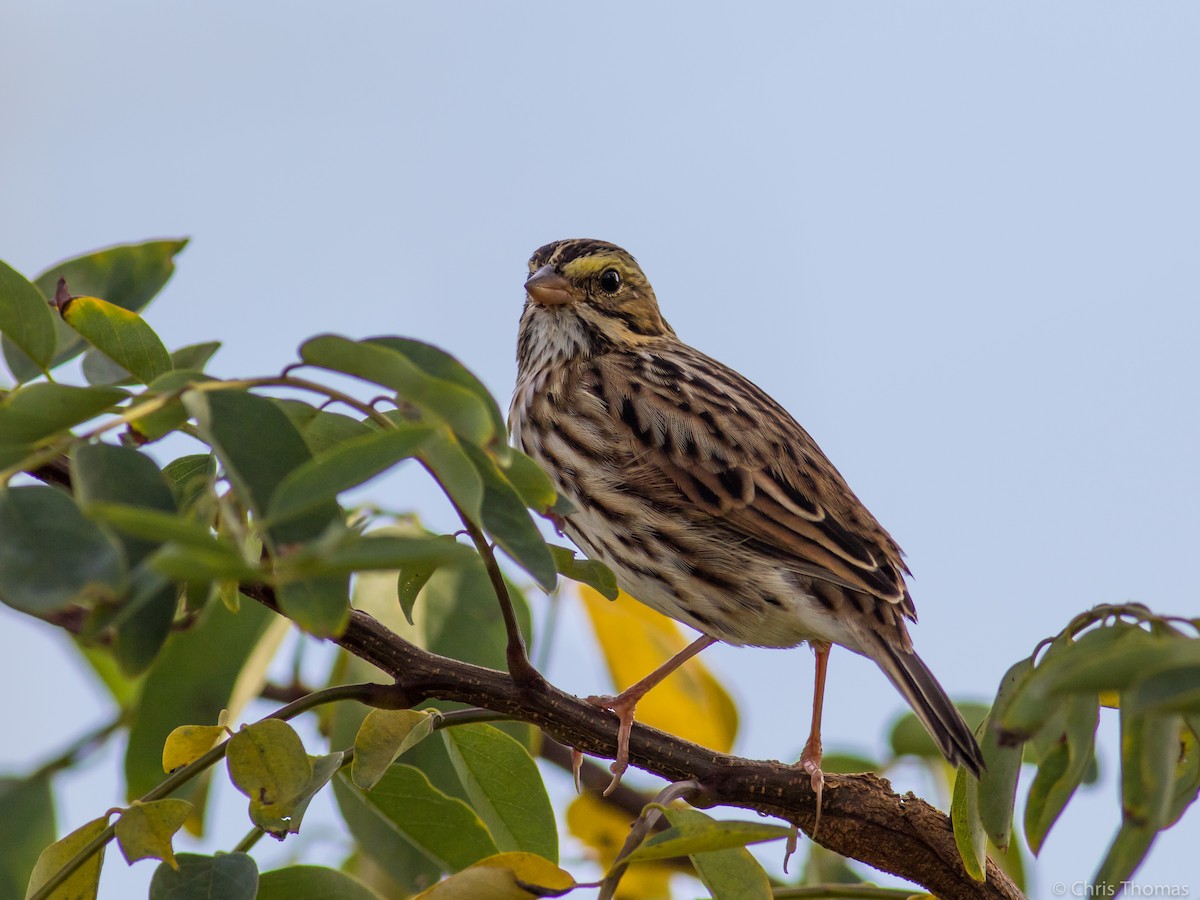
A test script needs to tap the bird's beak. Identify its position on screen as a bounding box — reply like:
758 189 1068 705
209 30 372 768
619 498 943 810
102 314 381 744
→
525 265 574 307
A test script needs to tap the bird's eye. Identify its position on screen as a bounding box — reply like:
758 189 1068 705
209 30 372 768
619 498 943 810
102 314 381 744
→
599 268 621 294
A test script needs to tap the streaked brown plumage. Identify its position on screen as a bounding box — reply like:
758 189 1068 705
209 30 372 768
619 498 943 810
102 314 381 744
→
510 238 984 799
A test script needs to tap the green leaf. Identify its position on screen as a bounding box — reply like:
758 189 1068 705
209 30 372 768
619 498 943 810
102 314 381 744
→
128 370 216 442
147 542 262 583
272 400 374 455
149 852 258 900
397 560 440 625
257 751 344 837
0 486 125 615
59 295 172 385
0 383 128 448
72 443 177 567
114 799 193 868
622 813 792 863
85 502 221 552
951 759 988 881
226 719 312 806
662 808 772 900
1023 692 1099 853
353 709 440 791
0 258 56 375
124 598 274 802
258 865 383 900
331 774 443 892
24 815 107 900
81 348 133 385
185 388 340 546
890 702 990 761
1165 717 1200 827
366 337 507 449
5 238 187 382
461 443 556 591
421 556 532 672
300 335 494 446
0 775 55 900
998 623 1156 740
169 341 221 372
162 454 216 511
819 753 882 775
549 545 617 600
498 449 560 514
87 336 215 386
978 658 1035 850
344 764 500 872
1052 636 1200 695
1120 710 1182 831
421 432 484 521
268 425 433 525
442 724 558 862
85 499 258 592
278 528 472 578
1125 665 1200 716
275 574 351 639
1091 822 1158 895
109 568 180 677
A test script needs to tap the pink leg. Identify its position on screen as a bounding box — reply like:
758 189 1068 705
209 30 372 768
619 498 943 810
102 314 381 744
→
587 634 717 795
799 641 831 834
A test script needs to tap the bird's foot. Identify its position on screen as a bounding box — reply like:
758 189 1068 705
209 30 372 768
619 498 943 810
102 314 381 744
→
586 693 638 796
799 737 824 838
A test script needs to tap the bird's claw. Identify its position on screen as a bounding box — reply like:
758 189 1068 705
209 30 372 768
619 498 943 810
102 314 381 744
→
799 740 825 838
586 693 635 796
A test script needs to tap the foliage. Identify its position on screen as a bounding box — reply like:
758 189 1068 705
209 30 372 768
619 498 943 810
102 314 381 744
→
0 240 1196 899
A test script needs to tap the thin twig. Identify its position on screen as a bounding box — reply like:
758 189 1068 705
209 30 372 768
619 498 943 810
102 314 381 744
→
29 715 125 781
439 484 543 690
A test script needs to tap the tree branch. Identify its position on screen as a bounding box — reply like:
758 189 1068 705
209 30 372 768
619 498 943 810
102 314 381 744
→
241 583 1024 899
26 458 1021 897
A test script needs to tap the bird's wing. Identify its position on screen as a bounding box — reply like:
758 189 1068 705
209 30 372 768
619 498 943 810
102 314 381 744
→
590 345 916 617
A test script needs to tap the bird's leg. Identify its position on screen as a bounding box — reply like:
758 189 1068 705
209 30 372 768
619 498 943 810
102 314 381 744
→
587 634 717 795
799 640 831 836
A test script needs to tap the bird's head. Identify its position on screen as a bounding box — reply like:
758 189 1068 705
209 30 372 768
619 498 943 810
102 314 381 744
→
517 239 675 370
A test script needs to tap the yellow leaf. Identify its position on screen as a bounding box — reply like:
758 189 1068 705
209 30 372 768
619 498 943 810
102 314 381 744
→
114 799 192 869
25 816 108 900
162 724 226 773
565 793 675 900
579 586 737 752
415 852 575 898
352 708 439 790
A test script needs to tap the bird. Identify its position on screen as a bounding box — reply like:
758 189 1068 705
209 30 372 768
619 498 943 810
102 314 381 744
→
509 238 984 815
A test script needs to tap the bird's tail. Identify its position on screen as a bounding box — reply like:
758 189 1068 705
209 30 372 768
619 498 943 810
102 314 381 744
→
870 639 985 777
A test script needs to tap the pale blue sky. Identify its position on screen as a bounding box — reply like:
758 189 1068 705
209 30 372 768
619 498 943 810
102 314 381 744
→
2 2 1197 895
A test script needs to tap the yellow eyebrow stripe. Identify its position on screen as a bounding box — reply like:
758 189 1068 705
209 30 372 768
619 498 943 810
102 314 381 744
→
561 254 629 280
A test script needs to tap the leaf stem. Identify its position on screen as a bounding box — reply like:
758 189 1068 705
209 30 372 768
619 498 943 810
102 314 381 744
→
231 827 267 854
460 503 542 689
417 455 544 691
